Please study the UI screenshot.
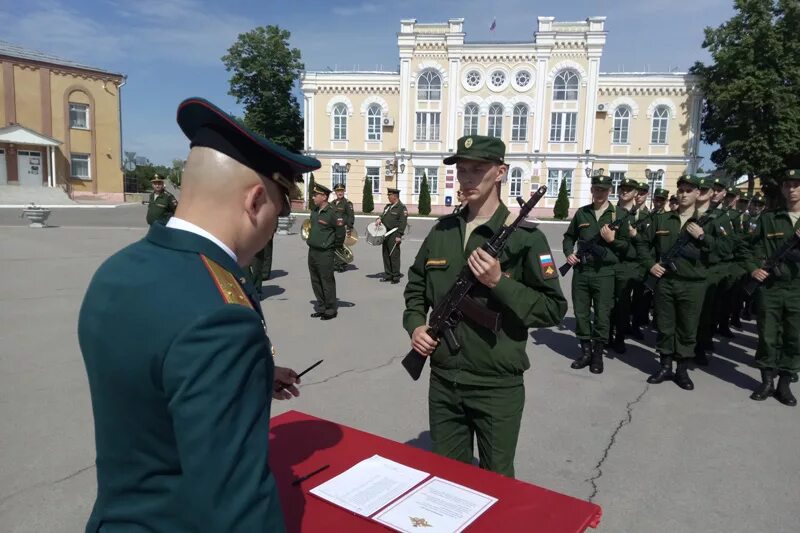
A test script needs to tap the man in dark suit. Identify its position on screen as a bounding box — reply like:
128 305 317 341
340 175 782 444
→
78 97 320 532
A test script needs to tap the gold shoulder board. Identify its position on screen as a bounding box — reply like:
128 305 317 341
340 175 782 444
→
201 255 253 309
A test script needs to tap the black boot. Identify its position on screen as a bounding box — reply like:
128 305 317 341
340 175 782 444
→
791 372 798 384
717 323 735 338
750 368 775 401
629 326 644 340
674 360 695 390
730 314 743 329
610 335 626 354
590 341 604 374
571 341 592 369
694 345 709 366
648 355 673 384
775 372 797 407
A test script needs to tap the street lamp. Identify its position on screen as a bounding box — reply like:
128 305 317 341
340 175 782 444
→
645 168 664 210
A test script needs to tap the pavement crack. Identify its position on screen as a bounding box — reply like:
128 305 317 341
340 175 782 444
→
585 384 650 502
303 354 405 388
0 464 95 506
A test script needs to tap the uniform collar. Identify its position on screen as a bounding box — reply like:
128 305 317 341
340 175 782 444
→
147 222 245 281
459 202 509 232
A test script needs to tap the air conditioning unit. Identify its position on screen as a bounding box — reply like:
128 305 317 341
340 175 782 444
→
596 103 609 113
382 116 395 127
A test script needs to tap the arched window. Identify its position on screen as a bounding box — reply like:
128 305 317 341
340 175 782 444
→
612 106 631 144
510 167 523 197
332 103 348 140
488 103 503 138
366 104 382 141
417 70 441 101
553 70 579 101
651 106 669 144
511 104 528 141
463 103 479 136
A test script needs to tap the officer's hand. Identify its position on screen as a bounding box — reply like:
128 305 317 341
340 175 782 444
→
566 254 581 265
628 226 638 238
686 222 704 240
650 264 667 278
395 236 402 244
412 326 438 356
375 218 382 227
468 248 502 288
600 224 615 243
752 268 770 282
272 366 300 400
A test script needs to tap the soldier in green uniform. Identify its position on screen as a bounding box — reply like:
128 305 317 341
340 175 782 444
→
635 175 714 390
563 173 628 373
331 183 355 272
652 187 669 213
248 233 275 299
631 187 670 332
404 135 567 477
669 195 679 211
79 97 316 532
720 187 745 331
609 177 640 353
375 187 408 283
145 174 178 225
745 169 800 405
307 183 345 319
452 189 466 214
695 178 736 364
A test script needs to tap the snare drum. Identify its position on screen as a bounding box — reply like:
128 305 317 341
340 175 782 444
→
366 222 387 246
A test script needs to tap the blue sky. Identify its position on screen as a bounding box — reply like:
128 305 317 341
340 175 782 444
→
1 0 734 166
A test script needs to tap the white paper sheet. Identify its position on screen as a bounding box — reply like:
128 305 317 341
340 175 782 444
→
373 477 497 533
309 455 430 517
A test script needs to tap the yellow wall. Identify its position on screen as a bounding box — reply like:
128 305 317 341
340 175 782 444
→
13 66 43 131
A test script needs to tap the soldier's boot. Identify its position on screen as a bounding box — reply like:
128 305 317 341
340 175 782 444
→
730 313 743 329
791 372 799 384
589 341 604 375
749 368 775 401
775 372 797 407
717 322 735 338
674 360 695 391
571 341 593 370
647 355 674 384
693 344 710 366
610 333 626 354
629 326 644 340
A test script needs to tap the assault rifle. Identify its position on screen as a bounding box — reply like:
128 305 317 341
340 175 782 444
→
743 229 800 296
401 186 548 381
558 205 639 276
633 209 659 232
643 201 720 293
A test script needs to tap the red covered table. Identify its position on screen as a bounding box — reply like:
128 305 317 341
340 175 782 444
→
269 410 602 532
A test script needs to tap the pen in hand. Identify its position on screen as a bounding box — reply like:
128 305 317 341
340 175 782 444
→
291 464 330 486
277 359 324 392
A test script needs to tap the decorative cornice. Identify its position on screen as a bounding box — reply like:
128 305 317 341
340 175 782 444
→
598 86 687 97
317 85 400 95
460 54 536 63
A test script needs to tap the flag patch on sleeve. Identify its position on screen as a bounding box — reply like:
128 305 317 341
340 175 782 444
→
538 254 558 279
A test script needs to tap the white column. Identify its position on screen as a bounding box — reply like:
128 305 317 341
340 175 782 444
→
582 58 600 154
447 58 460 151
399 59 411 151
308 93 316 151
303 96 309 150
533 58 549 152
50 146 56 187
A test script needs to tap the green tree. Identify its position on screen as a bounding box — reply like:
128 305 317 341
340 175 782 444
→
418 173 431 215
691 0 800 202
306 173 315 210
554 179 570 219
222 26 304 150
362 174 374 214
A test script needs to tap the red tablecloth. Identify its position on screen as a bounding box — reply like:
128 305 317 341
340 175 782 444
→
269 410 602 532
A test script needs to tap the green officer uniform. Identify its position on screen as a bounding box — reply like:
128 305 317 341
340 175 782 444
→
78 96 322 533
307 183 345 319
743 169 800 406
404 135 567 477
145 175 178 225
636 175 718 389
331 184 355 272
380 188 408 283
562 174 629 372
248 235 275 299
610 177 642 352
632 187 670 330
718 187 745 332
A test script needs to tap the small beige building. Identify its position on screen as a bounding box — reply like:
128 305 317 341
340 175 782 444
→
0 41 126 200
301 17 703 215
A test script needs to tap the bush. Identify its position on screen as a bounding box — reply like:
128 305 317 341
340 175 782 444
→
554 179 570 219
361 175 374 214
418 173 431 215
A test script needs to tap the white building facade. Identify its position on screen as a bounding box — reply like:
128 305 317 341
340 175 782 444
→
301 17 703 215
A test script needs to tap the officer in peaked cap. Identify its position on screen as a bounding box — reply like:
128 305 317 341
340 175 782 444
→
331 183 355 272
307 182 345 319
376 186 408 283
79 97 320 532
145 173 178 225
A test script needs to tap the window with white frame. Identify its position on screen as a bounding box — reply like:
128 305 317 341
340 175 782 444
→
510 167 523 197
332 103 348 140
609 171 625 199
366 166 380 194
69 103 89 129
463 103 479 136
612 106 631 144
651 106 669 144
414 167 438 195
417 70 441 101
553 70 579 101
511 104 528 141
366 104 382 141
488 103 503 138
71 153 90 179
546 169 573 197
549 112 577 142
415 112 441 141
332 166 346 188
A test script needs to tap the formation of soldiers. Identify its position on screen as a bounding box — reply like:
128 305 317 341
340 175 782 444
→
563 170 799 406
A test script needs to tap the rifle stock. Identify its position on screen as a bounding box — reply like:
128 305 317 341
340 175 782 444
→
743 231 800 296
401 187 547 380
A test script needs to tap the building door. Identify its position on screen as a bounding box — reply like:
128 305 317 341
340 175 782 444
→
0 149 6 185
17 150 43 187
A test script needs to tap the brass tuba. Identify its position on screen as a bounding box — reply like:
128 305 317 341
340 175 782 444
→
344 227 359 247
334 244 354 264
301 219 311 241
